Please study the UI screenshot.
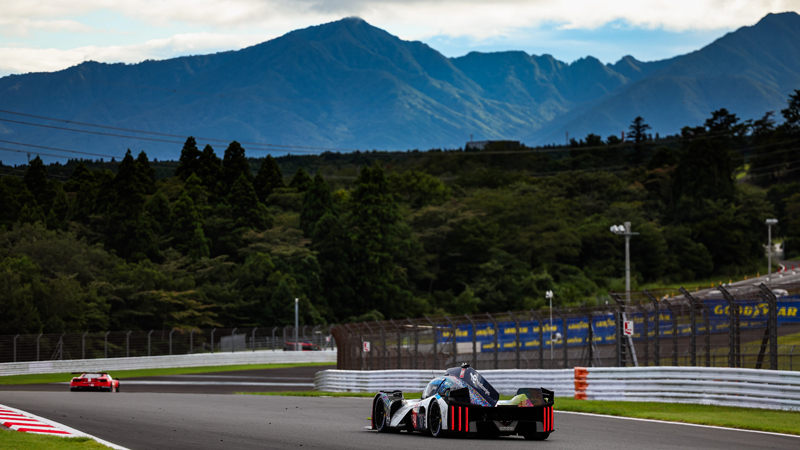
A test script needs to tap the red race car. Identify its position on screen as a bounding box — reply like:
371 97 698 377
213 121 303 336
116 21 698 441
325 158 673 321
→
70 372 120 392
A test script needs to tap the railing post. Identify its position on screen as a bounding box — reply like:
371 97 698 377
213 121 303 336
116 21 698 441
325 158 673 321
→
363 322 373 370
680 287 698 367
58 333 65 360
170 329 175 355
508 311 521 369
486 313 499 369
271 327 277 351
211 328 216 353
82 332 88 360
231 328 237 353
411 320 419 370
126 331 132 358
718 285 739 367
530 310 544 369
643 290 660 366
759 283 779 371
37 333 42 361
425 317 437 370
611 293 626 367
444 316 457 366
13 334 19 363
663 300 679 366
375 321 387 370
638 303 649 367
251 327 257 352
389 319 402 369
190 329 195 354
556 309 568 369
464 314 477 369
104 331 110 359
148 330 153 356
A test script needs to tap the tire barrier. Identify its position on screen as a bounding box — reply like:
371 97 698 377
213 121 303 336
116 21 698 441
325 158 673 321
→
316 366 800 411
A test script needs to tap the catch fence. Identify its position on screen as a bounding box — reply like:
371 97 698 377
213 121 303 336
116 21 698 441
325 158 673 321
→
332 283 800 371
0 325 335 364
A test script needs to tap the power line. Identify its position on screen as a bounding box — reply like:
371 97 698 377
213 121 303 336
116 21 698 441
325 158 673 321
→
0 139 121 159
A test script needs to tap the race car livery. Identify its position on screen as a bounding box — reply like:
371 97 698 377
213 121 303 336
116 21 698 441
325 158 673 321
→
370 364 554 440
69 372 120 392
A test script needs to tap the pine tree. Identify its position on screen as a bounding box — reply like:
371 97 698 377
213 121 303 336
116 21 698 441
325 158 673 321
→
107 150 158 260
347 162 407 317
145 189 172 236
253 155 284 202
136 151 156 194
184 173 209 214
18 202 45 224
311 213 354 320
627 116 652 166
24 156 56 211
196 144 223 194
64 162 93 192
45 189 70 230
299 173 335 236
222 141 252 190
289 168 312 193
175 136 201 180
229 174 269 230
171 191 207 259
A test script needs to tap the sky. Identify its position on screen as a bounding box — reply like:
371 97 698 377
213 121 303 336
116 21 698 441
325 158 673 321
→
1 1 799 78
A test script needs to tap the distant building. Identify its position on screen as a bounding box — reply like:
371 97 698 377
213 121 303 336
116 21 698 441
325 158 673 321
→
465 140 521 151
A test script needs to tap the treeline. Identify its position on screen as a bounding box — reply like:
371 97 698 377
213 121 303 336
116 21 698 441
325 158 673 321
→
1 91 800 336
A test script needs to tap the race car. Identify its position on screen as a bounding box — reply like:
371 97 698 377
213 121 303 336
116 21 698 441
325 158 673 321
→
370 363 554 440
69 372 120 392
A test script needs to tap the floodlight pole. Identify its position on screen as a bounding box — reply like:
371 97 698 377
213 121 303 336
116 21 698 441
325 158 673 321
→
610 222 639 303
766 219 778 280
294 298 299 351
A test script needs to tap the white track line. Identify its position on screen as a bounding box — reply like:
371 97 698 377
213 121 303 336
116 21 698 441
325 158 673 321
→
0 404 130 449
555 410 800 439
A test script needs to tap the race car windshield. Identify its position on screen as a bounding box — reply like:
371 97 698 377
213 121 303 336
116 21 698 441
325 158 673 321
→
422 379 443 399
82 373 102 378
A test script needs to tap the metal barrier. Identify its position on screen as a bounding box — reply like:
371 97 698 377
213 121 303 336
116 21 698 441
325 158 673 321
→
576 366 800 411
0 349 336 377
315 366 800 411
314 369 575 397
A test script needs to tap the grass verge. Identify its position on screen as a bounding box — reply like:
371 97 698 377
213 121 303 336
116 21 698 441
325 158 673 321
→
0 362 335 386
0 429 110 449
555 398 800 435
244 392 800 435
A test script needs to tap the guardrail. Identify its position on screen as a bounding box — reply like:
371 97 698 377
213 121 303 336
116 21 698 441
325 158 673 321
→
314 369 575 397
315 366 800 411
0 350 336 377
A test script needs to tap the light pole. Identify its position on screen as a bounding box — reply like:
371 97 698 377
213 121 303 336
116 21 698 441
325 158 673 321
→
294 298 299 351
766 219 778 281
546 290 554 363
610 222 639 303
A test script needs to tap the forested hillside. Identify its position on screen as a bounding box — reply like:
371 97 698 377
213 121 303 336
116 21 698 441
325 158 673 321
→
1 92 799 336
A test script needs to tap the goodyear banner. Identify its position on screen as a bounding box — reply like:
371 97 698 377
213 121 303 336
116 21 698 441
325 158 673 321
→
439 298 800 352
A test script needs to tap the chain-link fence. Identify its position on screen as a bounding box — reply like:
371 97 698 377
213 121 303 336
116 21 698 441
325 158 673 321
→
0 325 336 364
332 284 800 371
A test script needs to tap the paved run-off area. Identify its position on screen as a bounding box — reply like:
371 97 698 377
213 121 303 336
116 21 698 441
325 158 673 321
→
0 391 798 450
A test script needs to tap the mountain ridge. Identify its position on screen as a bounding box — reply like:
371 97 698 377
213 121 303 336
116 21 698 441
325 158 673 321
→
1 13 799 163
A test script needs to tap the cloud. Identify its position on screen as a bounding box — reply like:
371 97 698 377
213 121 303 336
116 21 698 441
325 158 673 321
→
0 32 274 75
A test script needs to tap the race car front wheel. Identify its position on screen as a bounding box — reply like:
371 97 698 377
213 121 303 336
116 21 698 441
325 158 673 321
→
373 401 389 432
428 403 444 438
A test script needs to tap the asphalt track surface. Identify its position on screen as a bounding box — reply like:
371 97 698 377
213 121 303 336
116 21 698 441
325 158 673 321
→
1 394 798 449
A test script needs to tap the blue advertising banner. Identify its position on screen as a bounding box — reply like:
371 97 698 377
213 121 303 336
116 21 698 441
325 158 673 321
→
439 297 800 352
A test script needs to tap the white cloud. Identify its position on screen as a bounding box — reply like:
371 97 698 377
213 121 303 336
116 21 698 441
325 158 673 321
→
0 33 274 75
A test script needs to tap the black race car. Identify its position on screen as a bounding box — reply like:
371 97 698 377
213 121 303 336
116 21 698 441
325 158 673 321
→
371 364 554 439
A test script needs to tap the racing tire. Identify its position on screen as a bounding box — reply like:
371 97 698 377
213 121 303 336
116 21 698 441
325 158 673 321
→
523 432 551 441
428 403 445 438
70 388 76 392
373 401 390 432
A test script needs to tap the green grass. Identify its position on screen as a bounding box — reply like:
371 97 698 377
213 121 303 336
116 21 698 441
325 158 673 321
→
0 429 110 449
0 362 335 385
555 398 800 435
639 262 780 293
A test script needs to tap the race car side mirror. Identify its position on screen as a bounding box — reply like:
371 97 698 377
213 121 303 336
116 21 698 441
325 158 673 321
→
443 388 450 400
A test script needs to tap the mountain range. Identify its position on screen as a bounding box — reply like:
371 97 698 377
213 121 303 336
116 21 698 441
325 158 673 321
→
1 12 800 164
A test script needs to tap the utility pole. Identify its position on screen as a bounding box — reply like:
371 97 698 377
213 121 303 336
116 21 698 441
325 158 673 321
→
546 290 554 364
766 219 778 280
294 298 299 351
611 222 639 303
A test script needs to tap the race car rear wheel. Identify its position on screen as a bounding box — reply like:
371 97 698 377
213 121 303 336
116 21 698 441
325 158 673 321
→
373 401 389 432
523 431 551 441
428 403 444 438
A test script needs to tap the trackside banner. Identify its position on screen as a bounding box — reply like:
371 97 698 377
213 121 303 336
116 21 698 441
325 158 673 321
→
438 298 800 352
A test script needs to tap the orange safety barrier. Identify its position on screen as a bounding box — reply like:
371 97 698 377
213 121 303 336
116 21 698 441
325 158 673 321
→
574 367 588 400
